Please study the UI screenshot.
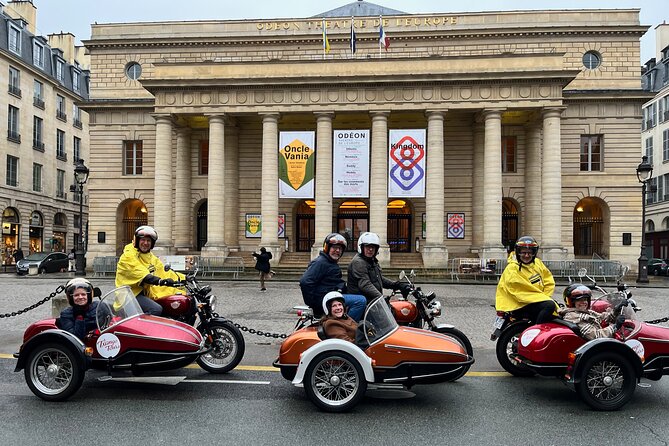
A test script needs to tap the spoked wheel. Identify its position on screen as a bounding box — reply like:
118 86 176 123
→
435 327 473 382
197 321 245 373
575 352 637 411
25 343 84 401
304 351 367 413
495 323 535 377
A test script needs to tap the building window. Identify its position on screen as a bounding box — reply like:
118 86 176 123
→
33 80 44 108
56 59 64 83
659 173 665 203
582 51 601 69
8 24 21 55
56 95 67 121
56 130 67 161
72 69 80 93
74 213 81 230
501 136 516 173
661 95 669 123
199 141 209 175
8 105 21 142
8 66 21 97
73 136 81 162
580 135 602 171
33 116 44 151
125 62 142 80
33 163 42 192
6 155 19 187
73 104 82 128
647 178 657 205
33 41 45 68
123 140 143 175
646 136 654 165
56 169 66 198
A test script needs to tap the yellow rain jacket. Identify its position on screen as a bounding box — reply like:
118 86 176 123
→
115 243 183 299
495 256 556 312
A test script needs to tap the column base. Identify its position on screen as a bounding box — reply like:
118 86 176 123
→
478 246 507 261
263 245 283 264
376 245 390 268
201 245 230 258
540 247 568 261
152 246 174 257
421 245 449 268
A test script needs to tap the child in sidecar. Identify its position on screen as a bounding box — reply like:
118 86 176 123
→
558 284 625 340
320 291 358 343
57 278 99 340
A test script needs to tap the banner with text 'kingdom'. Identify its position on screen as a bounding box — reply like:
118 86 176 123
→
388 129 426 197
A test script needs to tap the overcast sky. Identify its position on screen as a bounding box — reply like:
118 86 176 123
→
22 0 669 63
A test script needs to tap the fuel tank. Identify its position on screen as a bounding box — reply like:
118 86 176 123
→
155 294 193 318
390 300 417 324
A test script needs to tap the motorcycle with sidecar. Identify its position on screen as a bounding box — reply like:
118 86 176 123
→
273 296 474 412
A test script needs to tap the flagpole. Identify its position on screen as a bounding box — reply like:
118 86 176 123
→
379 15 382 58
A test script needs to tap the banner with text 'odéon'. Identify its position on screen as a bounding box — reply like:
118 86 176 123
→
388 129 426 197
279 131 315 198
333 130 370 198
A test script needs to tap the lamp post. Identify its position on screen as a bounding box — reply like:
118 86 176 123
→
636 155 653 283
74 159 89 277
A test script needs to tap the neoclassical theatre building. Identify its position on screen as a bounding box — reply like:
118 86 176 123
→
83 1 650 268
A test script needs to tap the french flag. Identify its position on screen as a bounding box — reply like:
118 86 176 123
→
379 19 389 51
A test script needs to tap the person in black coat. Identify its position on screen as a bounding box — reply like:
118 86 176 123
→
252 247 274 291
58 278 98 340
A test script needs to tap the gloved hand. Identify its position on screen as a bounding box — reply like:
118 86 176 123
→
398 282 412 298
73 305 87 319
159 278 176 287
614 315 626 331
614 300 629 312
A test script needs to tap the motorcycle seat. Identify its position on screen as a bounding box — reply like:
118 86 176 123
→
317 323 327 340
551 318 582 337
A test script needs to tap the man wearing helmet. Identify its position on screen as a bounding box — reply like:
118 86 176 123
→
299 232 366 321
115 225 181 316
321 291 358 342
495 235 558 324
558 284 625 340
347 231 409 302
58 278 98 340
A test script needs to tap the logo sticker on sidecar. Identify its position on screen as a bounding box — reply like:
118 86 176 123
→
96 333 121 358
625 339 644 360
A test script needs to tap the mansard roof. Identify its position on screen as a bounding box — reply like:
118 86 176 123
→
316 0 406 18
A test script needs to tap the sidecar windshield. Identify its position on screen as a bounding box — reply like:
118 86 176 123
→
361 298 398 345
96 286 143 331
601 292 637 321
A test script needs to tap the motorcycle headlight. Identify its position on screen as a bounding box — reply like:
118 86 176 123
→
208 295 217 312
428 300 442 317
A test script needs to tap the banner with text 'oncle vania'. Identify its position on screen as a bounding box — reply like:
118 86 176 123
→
279 131 315 198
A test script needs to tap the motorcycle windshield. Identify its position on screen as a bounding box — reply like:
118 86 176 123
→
362 298 399 345
96 286 144 331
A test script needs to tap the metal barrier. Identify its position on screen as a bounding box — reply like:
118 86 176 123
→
199 256 245 278
92 256 119 277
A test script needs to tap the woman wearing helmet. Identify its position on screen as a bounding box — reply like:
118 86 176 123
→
299 232 366 321
558 284 625 340
115 225 181 316
58 278 98 340
347 232 409 302
320 291 358 342
495 235 558 324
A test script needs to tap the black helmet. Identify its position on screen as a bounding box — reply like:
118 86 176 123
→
515 235 539 263
563 284 592 308
65 278 93 307
134 225 158 249
323 233 347 253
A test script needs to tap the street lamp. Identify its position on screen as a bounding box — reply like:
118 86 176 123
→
636 155 653 283
74 159 89 277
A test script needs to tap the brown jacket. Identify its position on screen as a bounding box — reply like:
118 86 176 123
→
322 315 358 343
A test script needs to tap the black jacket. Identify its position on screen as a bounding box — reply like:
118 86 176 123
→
299 251 345 311
346 253 396 302
253 250 273 273
59 301 99 340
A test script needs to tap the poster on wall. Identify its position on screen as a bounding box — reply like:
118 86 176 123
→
279 131 315 198
333 130 370 197
278 214 286 238
245 214 262 238
388 129 426 198
447 213 465 239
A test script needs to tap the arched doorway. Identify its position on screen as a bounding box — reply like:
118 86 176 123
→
573 197 608 257
502 199 519 250
29 211 44 253
2 207 21 255
388 199 411 252
295 200 315 252
337 201 368 252
197 201 208 250
52 212 68 252
117 199 148 254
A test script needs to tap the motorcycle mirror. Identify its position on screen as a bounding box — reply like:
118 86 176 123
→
93 287 102 298
399 271 406 280
409 269 415 278
578 268 587 278
164 263 172 272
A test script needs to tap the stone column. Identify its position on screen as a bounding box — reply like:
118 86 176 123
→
525 122 542 239
422 110 448 268
152 114 174 253
541 107 565 259
202 115 228 257
260 113 281 261
174 126 192 252
311 112 334 259
370 111 390 266
471 120 485 251
480 109 505 259
224 118 240 251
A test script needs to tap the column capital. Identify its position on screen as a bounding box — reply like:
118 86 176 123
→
315 112 335 122
542 106 567 118
369 110 390 119
151 113 175 123
481 108 505 118
259 112 280 121
425 110 446 119
207 114 226 125
175 126 192 137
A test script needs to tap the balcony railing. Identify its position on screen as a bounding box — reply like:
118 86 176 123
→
33 97 45 109
73 119 83 129
56 110 67 121
56 151 68 162
32 140 45 152
8 85 21 97
7 130 21 143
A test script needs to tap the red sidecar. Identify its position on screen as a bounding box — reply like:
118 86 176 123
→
14 286 207 401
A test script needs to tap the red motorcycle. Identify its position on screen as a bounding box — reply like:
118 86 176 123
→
507 268 669 410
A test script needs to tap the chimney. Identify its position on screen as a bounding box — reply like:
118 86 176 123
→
5 0 37 35
48 32 76 65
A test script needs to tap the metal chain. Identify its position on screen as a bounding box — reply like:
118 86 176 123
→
0 285 65 319
644 316 669 325
233 322 288 339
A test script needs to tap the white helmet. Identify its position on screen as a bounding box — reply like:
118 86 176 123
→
357 231 380 255
322 291 345 315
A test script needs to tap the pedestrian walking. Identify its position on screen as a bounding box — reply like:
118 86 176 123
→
253 247 273 291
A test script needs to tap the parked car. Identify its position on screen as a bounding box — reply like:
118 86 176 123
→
16 252 69 275
647 258 668 276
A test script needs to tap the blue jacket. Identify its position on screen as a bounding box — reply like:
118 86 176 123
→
59 301 98 340
299 251 345 309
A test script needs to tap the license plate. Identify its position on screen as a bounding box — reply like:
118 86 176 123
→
493 316 505 330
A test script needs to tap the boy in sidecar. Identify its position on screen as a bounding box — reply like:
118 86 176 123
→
58 278 98 340
558 284 625 340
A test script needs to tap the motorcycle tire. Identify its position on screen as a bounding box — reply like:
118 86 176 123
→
434 327 473 382
575 352 636 411
197 321 245 373
495 322 535 377
25 342 85 402
304 351 367 413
